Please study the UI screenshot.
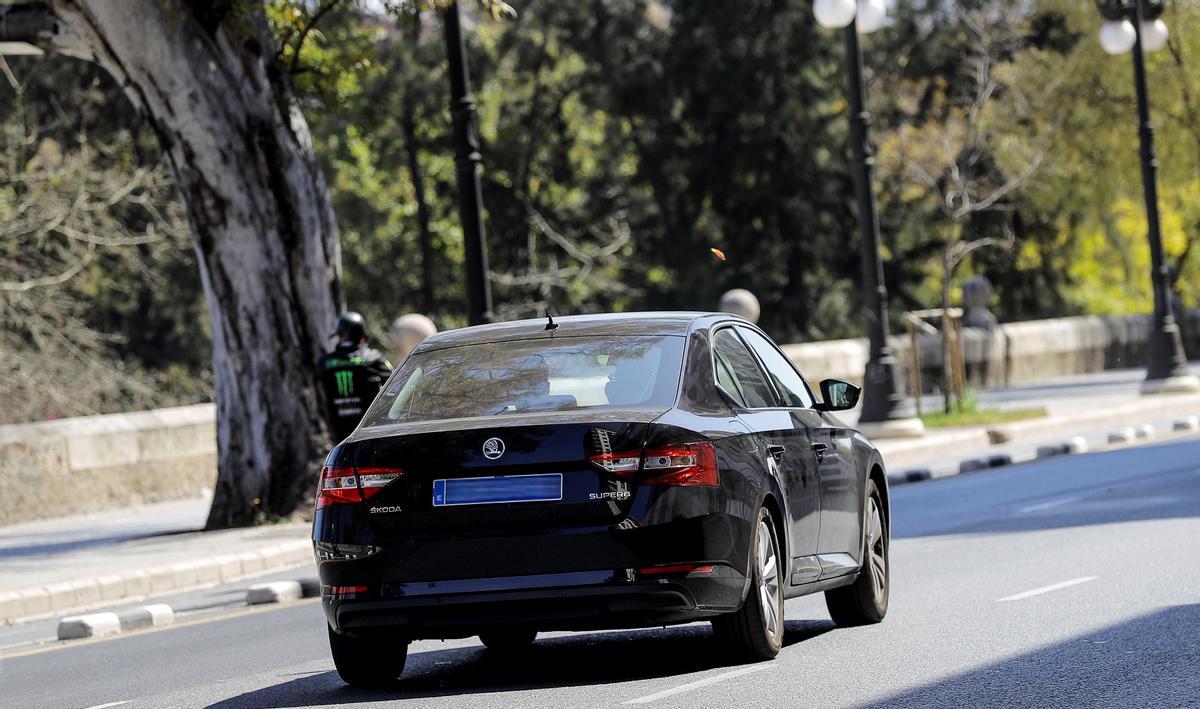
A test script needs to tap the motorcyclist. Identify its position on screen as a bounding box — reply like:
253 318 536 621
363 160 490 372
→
318 312 393 442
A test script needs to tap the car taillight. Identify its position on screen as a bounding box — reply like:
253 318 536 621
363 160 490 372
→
587 451 642 474
316 466 404 508
587 442 718 487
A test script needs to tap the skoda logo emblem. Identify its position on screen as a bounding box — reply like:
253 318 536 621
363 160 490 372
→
482 437 505 460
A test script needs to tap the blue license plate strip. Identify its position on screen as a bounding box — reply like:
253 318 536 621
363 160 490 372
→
432 473 563 507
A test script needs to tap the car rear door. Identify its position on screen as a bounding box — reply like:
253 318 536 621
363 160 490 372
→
710 326 821 584
732 326 860 574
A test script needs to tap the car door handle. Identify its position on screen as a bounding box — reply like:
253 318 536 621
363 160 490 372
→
767 444 787 460
810 442 829 460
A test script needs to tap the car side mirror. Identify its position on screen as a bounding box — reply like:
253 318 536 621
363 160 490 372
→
815 379 860 412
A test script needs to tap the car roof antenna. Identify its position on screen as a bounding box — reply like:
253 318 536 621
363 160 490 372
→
545 311 559 332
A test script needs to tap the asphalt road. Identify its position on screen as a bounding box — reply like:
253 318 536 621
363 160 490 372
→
3 436 1199 708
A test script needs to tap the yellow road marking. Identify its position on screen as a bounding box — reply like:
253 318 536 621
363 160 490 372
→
0 597 321 661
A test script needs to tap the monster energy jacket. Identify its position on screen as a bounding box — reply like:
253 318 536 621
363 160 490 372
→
318 343 393 442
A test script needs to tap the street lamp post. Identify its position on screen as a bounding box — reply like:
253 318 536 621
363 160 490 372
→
815 0 924 437
1096 0 1199 393
442 0 494 326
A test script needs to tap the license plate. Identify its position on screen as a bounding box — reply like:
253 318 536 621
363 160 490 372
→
432 473 563 507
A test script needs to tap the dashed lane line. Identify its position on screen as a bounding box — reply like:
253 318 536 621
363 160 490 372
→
997 576 1097 602
622 664 769 705
1016 496 1081 514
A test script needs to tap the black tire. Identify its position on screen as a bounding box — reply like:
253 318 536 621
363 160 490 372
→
712 505 784 660
825 477 889 626
479 627 538 653
328 625 408 687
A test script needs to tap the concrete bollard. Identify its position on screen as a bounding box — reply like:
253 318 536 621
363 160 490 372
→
904 468 933 483
959 458 987 474
389 314 437 363
116 604 175 631
1036 444 1068 459
247 581 303 605
718 289 761 323
1173 416 1200 432
58 612 122 640
1108 427 1136 444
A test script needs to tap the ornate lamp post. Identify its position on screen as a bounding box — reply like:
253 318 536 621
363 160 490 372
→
815 0 924 437
1096 0 1199 393
442 1 494 326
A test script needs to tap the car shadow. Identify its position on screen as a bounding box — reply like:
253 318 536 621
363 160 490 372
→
205 619 834 708
861 604 1200 707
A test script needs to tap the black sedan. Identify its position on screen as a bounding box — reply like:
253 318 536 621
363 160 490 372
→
313 312 890 686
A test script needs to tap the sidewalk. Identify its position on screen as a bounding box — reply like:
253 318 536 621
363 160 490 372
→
0 499 311 623
1 365 1197 624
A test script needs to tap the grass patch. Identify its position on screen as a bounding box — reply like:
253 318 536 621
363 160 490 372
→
919 406 1048 429
918 388 1049 429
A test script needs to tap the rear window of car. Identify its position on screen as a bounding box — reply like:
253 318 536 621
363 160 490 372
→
361 335 686 425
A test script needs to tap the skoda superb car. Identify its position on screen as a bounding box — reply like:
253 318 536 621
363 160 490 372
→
314 312 890 686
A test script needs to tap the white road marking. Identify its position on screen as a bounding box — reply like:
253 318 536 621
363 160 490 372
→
997 576 1097 602
1017 496 1081 514
82 701 131 709
622 665 768 705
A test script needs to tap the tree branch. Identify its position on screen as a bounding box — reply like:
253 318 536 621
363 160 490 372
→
288 0 343 75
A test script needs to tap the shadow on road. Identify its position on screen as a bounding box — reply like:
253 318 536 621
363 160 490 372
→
205 619 834 708
862 604 1200 707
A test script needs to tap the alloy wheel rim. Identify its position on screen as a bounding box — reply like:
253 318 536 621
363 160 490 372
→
758 519 780 638
866 496 886 598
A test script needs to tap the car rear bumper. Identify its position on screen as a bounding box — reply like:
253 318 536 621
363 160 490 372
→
315 503 757 638
322 568 746 639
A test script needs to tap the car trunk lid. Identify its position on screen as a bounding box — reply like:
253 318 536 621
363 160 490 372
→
351 410 661 540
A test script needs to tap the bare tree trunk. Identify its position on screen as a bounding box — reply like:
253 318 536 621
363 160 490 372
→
4 1 342 527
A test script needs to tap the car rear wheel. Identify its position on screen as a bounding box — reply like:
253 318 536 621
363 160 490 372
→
712 505 784 660
479 628 538 653
825 478 889 626
328 625 408 687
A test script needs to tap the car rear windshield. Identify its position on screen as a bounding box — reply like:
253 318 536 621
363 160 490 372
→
361 335 686 425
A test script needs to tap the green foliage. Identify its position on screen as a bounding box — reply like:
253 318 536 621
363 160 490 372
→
7 0 1200 423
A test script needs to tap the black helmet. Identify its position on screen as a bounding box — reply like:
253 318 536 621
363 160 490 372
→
334 311 367 343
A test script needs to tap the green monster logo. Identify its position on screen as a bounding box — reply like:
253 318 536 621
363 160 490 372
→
335 370 355 397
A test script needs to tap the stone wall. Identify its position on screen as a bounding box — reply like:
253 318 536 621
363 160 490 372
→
0 404 215 526
782 308 1200 392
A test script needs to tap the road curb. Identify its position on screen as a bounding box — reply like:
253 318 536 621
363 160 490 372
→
986 393 1200 444
877 393 1199 471
1 538 314 624
887 414 1197 489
